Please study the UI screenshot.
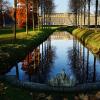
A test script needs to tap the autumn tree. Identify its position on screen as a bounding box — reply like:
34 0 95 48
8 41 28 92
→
13 0 17 39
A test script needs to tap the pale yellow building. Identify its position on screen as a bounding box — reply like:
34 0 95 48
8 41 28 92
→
42 13 97 26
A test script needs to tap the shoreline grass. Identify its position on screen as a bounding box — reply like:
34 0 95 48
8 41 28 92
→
0 28 57 74
72 28 100 54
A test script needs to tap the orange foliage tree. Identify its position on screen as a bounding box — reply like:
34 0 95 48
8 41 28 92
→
16 0 32 28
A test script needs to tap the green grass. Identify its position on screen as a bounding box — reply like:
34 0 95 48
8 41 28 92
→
54 26 76 33
0 26 75 73
72 28 100 54
0 81 31 100
0 28 57 74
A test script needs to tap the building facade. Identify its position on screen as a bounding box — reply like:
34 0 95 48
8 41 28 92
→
42 13 98 26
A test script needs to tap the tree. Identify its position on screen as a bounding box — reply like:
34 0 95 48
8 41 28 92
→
26 0 28 34
87 0 91 28
69 0 81 26
14 0 17 39
0 0 10 28
32 0 34 30
95 0 98 30
83 0 86 26
0 0 3 28
45 0 55 26
41 0 55 28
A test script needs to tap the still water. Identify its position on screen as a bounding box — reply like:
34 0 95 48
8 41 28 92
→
6 32 100 84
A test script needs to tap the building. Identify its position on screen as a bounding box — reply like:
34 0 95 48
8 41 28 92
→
42 13 97 26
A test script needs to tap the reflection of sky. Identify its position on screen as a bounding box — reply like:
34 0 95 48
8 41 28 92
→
6 32 100 83
49 39 74 79
6 62 29 81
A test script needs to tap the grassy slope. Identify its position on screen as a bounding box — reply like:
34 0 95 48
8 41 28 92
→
72 28 100 54
0 28 56 74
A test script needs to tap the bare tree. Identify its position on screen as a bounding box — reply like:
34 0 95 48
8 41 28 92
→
83 0 86 26
95 0 98 30
69 0 81 26
40 0 55 28
87 0 91 28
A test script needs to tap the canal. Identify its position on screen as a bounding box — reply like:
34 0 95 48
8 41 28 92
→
6 31 100 85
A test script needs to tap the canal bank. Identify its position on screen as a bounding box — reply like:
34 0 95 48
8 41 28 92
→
72 28 100 54
0 30 100 100
4 31 100 84
0 26 75 74
0 28 57 74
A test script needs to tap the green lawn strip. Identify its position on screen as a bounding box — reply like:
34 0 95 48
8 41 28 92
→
56 26 76 33
86 33 100 53
0 28 56 73
72 28 100 54
65 26 76 33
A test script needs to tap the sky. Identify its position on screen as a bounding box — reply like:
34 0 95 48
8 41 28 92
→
54 0 69 13
8 0 95 13
9 0 69 13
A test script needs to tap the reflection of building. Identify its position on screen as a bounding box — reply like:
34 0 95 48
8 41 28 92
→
42 13 96 26
50 32 73 40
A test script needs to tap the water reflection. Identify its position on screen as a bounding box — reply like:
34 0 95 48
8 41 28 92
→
6 32 100 85
68 38 100 84
7 38 56 83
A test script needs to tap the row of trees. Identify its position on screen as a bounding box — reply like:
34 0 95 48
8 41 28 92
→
0 0 55 39
69 0 99 29
0 0 13 28
13 0 55 38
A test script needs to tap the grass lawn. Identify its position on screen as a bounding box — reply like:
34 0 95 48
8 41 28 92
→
0 81 32 100
72 28 100 54
0 27 57 74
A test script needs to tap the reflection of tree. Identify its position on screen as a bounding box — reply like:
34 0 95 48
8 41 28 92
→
21 39 56 83
67 39 98 84
67 40 87 84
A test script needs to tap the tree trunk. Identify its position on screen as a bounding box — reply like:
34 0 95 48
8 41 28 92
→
32 0 35 31
26 0 28 35
95 0 98 30
80 8 82 28
37 1 39 30
77 10 80 27
14 0 17 40
43 7 45 29
84 0 86 26
75 11 77 27
88 0 90 28
40 1 43 29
